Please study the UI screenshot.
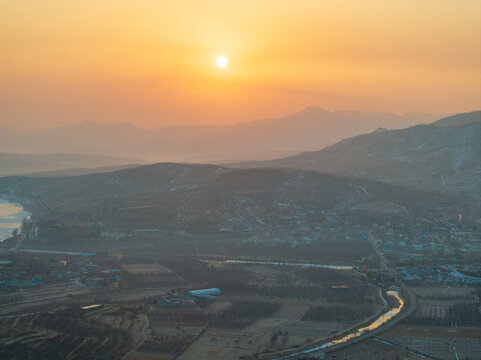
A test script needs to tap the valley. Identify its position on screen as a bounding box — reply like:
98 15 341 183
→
0 154 479 359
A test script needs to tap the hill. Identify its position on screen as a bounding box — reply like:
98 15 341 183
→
0 163 473 245
232 111 481 196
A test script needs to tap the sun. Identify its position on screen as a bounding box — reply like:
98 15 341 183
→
216 56 228 68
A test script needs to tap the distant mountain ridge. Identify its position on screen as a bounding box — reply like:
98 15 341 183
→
0 107 443 163
232 111 481 196
0 153 140 177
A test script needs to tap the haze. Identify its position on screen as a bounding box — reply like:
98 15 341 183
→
0 2 480 359
1 0 480 131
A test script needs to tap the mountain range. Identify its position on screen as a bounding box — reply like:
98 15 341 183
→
233 111 481 196
0 153 140 177
0 107 442 164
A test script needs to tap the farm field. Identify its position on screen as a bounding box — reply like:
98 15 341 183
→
0 253 385 360
380 325 481 360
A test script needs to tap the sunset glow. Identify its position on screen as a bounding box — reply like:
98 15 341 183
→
0 0 480 130
0 2 480 355
216 56 228 68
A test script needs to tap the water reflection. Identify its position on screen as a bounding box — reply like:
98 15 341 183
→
0 199 29 241
276 291 404 359
224 259 353 270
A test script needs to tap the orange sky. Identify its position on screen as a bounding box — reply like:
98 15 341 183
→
1 0 480 130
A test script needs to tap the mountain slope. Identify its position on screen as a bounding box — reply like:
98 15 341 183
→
431 111 481 127
232 111 481 195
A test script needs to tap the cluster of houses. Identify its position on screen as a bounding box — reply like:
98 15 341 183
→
0 256 121 289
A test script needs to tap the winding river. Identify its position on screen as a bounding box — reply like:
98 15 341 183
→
0 199 30 241
275 291 405 359
224 258 405 359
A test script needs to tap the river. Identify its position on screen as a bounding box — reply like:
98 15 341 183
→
274 290 405 359
0 199 30 241
224 259 353 270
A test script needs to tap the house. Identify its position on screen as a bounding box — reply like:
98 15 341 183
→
85 277 105 287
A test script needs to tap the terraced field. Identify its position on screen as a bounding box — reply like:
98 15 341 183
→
0 308 134 359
